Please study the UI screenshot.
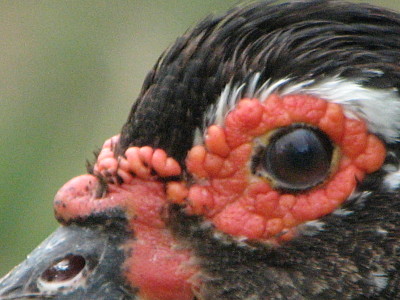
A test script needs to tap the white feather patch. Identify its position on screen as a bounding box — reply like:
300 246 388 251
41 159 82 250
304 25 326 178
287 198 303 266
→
205 81 245 128
279 76 400 143
192 127 204 146
332 208 353 217
299 220 325 236
210 74 400 143
368 271 389 292
383 171 400 190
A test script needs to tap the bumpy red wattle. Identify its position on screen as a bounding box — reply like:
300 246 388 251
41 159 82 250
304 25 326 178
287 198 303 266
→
54 136 197 300
184 94 386 242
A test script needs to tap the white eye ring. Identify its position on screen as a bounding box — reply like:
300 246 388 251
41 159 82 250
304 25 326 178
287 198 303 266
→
37 254 88 293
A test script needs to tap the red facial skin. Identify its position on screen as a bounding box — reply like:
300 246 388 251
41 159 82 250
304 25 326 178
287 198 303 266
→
54 138 196 300
54 94 386 298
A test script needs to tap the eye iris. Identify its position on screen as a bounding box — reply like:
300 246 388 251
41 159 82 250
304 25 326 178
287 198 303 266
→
40 254 86 282
263 127 333 190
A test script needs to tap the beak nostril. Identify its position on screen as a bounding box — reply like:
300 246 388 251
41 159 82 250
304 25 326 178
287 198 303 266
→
40 254 86 283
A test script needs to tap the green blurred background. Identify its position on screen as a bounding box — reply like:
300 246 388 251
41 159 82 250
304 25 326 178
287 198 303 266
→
0 0 399 276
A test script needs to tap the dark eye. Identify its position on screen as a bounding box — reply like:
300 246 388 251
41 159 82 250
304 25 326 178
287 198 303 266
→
38 254 87 292
262 126 334 191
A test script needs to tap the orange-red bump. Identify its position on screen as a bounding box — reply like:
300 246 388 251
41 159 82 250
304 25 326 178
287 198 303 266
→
115 146 183 181
203 153 225 177
354 135 386 173
152 149 182 177
213 201 267 239
224 99 265 148
205 125 231 157
167 182 189 204
186 146 208 178
187 186 215 215
282 94 327 124
259 95 292 132
93 134 120 178
341 119 368 158
125 147 152 179
175 94 387 242
318 103 345 144
234 98 264 129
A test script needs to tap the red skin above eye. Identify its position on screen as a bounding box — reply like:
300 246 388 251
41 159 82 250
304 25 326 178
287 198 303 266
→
182 94 386 242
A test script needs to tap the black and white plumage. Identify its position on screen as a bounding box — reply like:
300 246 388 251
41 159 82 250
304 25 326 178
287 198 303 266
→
1 0 400 299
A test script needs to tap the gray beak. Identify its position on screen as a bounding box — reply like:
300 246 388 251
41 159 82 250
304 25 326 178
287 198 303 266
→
0 224 133 299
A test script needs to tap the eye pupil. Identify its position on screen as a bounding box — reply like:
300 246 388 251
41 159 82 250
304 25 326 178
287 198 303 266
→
40 254 86 282
263 127 333 190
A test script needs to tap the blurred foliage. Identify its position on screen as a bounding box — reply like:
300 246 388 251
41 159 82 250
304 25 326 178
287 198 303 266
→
0 0 399 276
